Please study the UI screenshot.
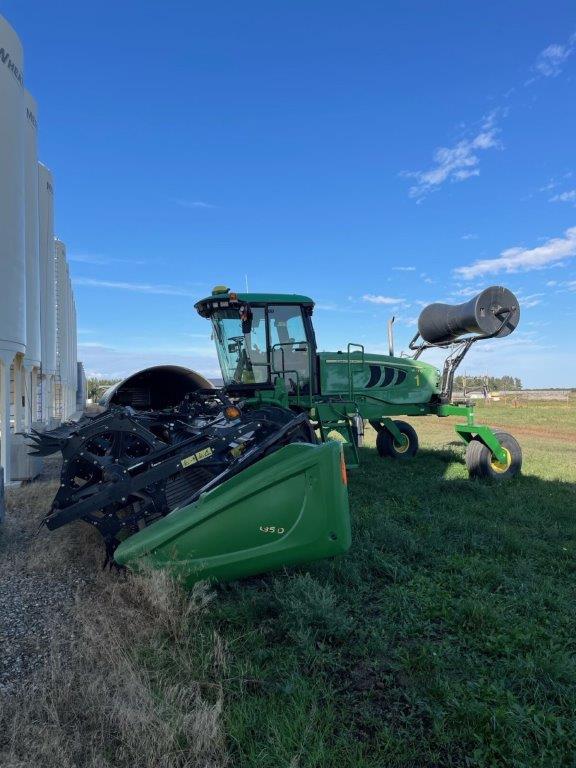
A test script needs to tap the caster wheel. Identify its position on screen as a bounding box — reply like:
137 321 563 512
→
376 420 418 460
466 430 522 480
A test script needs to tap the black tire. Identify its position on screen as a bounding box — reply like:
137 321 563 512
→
465 429 522 480
376 420 419 460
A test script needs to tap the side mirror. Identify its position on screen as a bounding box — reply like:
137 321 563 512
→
240 304 253 334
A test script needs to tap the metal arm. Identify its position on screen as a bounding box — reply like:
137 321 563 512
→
408 310 514 403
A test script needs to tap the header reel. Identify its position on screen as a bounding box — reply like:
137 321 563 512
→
409 286 520 402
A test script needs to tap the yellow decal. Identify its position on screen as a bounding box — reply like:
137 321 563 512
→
181 447 214 468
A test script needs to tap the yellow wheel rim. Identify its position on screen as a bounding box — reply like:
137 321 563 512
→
394 435 410 454
490 447 512 473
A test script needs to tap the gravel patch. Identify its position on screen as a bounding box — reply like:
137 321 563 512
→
0 460 94 697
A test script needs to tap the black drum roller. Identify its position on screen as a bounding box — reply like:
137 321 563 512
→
417 286 520 345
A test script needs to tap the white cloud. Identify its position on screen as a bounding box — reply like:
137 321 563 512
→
392 266 416 271
540 180 557 192
68 254 147 266
174 199 215 209
73 277 201 297
454 226 576 279
362 294 405 305
451 286 484 298
395 315 419 327
519 293 544 309
68 253 110 265
550 189 576 205
404 112 501 200
533 33 576 77
553 279 576 292
315 302 366 314
461 233 478 240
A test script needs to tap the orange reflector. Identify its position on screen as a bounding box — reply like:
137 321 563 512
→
225 406 241 420
229 292 238 301
340 449 348 485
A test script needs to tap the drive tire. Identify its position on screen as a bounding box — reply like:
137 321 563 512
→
376 420 419 460
465 430 522 480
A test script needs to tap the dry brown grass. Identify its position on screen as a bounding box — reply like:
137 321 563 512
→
4 468 104 576
1 471 228 768
0 571 228 768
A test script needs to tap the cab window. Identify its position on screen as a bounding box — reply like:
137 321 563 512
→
268 305 310 394
212 307 268 385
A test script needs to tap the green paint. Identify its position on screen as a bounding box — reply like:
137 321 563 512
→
114 441 351 586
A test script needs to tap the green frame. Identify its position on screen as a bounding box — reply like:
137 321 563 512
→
251 368 509 468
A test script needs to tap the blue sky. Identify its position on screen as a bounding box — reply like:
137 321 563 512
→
4 0 576 386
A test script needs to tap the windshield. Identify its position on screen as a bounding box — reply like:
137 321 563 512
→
211 307 269 385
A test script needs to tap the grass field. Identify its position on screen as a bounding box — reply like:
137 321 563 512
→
3 399 576 767
146 398 576 767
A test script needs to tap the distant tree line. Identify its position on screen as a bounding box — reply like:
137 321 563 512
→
454 375 522 392
86 377 122 401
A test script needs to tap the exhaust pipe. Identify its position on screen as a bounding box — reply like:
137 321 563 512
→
388 316 395 356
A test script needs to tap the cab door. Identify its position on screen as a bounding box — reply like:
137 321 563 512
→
267 305 314 396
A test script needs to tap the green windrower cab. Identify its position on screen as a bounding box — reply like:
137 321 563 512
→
195 284 522 478
32 285 521 586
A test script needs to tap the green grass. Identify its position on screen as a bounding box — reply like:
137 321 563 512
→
138 400 576 767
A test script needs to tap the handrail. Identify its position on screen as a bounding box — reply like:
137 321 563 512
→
270 340 312 407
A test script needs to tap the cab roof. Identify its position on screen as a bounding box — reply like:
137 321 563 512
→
195 287 314 316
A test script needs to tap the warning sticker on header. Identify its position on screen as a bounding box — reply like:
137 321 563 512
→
181 447 214 468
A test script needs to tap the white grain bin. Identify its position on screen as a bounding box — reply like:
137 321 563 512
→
0 15 26 360
22 90 41 426
38 162 57 421
66 273 72 414
55 239 69 380
71 295 78 413
38 164 57 375
55 238 73 417
23 90 41 369
69 278 77 414
76 362 87 411
0 14 25 479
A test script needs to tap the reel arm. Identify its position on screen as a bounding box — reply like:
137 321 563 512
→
408 309 515 403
